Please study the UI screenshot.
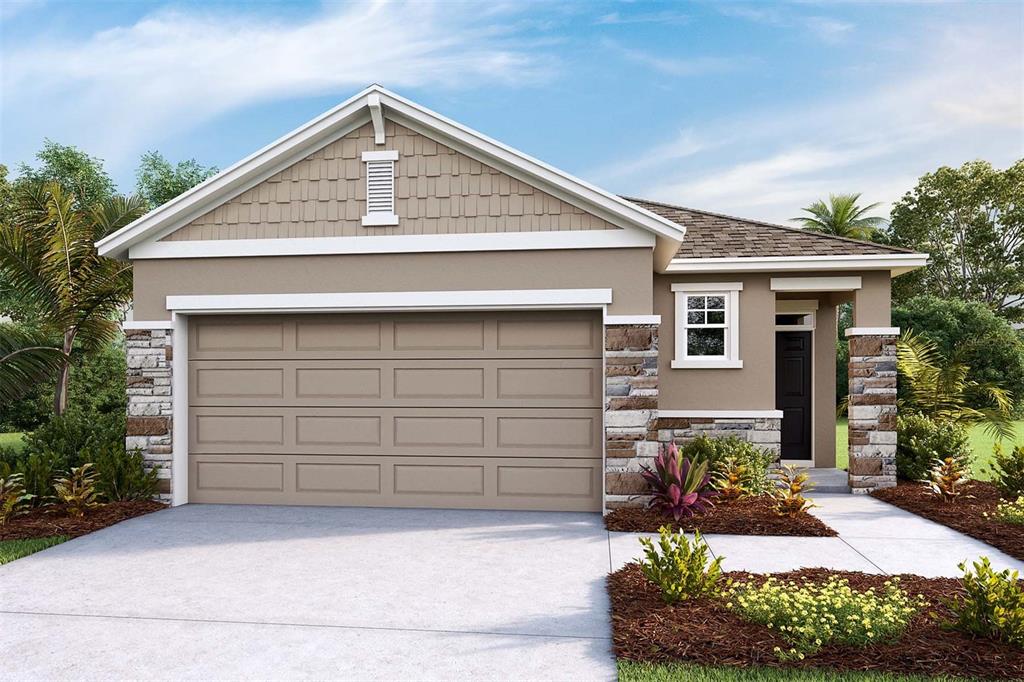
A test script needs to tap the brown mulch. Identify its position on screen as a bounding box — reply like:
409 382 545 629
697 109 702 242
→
0 500 166 541
610 563 1024 680
873 480 1024 562
604 496 837 537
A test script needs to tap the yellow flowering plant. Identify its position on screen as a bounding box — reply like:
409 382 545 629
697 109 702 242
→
986 497 1024 525
725 576 925 660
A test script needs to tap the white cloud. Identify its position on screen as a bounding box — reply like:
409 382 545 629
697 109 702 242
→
595 10 691 26
0 0 45 21
601 39 743 77
593 16 1023 225
1 1 552 165
718 4 856 43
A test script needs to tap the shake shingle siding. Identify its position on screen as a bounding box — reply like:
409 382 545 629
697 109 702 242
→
624 197 913 259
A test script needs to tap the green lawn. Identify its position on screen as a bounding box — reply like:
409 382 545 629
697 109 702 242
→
619 661 964 682
0 536 67 565
0 431 26 452
835 418 1024 481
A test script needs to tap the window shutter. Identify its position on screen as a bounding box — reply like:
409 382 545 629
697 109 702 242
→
361 150 399 226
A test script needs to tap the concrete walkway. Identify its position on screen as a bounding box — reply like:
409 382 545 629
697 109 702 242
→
1 495 1022 680
610 494 1024 576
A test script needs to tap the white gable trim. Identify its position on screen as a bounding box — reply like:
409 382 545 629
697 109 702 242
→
97 85 685 260
129 229 655 259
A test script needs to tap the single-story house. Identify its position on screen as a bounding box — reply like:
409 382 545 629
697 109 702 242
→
97 85 928 512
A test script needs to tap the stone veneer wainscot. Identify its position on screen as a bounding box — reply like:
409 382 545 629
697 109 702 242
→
125 328 173 501
846 329 898 493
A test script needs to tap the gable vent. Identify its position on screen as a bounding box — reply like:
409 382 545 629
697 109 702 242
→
361 150 399 227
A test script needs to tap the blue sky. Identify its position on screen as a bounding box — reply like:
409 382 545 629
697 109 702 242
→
2 0 1021 223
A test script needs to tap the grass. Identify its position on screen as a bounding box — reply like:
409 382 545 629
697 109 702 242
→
834 418 1024 481
618 661 965 682
0 432 26 452
0 536 67 565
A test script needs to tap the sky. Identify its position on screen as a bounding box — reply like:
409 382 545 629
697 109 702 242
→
1 0 1021 225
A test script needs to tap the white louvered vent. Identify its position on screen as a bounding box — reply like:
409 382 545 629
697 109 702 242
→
361 150 399 226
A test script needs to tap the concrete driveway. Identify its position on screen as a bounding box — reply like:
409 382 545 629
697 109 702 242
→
0 506 616 680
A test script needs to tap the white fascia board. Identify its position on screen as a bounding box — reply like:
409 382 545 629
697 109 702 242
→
122 320 174 330
128 229 655 260
659 409 784 419
845 327 900 337
671 281 744 292
666 253 929 274
770 276 862 292
165 288 614 314
604 315 662 325
100 85 685 259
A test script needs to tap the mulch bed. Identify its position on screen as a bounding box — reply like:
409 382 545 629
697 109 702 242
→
0 500 165 541
610 563 1024 680
604 496 837 537
873 480 1024 562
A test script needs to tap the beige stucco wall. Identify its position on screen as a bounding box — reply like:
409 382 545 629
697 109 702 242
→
654 273 777 411
132 247 654 321
853 270 892 327
162 120 620 242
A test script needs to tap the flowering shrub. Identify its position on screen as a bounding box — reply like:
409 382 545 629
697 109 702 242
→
725 575 924 660
988 497 1024 525
638 527 724 604
640 442 717 521
771 465 816 517
715 457 749 502
947 557 1024 647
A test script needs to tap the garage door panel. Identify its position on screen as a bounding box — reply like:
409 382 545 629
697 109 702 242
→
393 319 486 351
496 317 598 352
295 320 382 352
190 359 600 407
194 319 285 353
496 416 595 450
194 414 285 446
188 454 602 511
295 416 381 446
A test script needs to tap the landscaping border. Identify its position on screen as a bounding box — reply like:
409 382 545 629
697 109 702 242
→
605 496 836 537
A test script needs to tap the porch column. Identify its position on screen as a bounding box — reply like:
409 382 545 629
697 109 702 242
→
603 318 660 509
124 325 174 502
845 327 898 493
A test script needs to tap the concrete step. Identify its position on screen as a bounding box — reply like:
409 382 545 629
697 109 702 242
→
772 465 851 494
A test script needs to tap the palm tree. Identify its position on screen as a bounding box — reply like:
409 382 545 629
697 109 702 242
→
0 324 67 404
790 193 885 241
897 330 1015 440
0 182 146 415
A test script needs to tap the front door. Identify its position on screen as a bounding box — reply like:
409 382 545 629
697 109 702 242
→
776 331 812 460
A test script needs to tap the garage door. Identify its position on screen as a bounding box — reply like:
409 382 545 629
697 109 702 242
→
187 311 603 511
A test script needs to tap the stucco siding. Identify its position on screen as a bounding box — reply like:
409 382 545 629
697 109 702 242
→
132 248 654 321
162 120 620 242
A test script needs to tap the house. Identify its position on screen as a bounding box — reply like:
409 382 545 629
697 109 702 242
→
97 85 928 512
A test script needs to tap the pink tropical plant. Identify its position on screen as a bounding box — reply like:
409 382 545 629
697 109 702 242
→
639 442 717 520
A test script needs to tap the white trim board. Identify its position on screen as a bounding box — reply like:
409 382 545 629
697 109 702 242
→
97 85 685 260
659 410 784 419
667 253 928 275
128 229 655 260
122 321 174 330
604 315 661 325
771 276 862 292
170 313 188 506
845 327 900 337
165 288 614 314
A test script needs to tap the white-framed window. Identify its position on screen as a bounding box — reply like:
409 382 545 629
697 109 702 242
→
671 282 743 369
361 150 399 227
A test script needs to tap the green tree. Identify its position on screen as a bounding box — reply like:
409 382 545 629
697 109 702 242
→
16 140 115 209
889 159 1024 319
791 193 885 241
136 151 217 210
892 295 1024 410
0 182 145 415
0 324 67 404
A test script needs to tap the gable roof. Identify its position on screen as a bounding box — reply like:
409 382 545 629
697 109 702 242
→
624 197 927 275
97 85 686 261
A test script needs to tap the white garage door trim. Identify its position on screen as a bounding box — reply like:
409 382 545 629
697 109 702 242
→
163 288 615 506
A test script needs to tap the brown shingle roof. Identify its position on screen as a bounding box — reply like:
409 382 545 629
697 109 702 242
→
624 197 913 259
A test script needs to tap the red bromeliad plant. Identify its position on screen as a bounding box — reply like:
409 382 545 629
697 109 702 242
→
639 442 717 521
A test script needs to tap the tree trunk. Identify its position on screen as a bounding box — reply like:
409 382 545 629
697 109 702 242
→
52 330 74 416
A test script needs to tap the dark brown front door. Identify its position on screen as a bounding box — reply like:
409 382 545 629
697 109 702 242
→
776 331 812 460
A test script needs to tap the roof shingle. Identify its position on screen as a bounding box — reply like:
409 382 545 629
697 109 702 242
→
624 197 913 259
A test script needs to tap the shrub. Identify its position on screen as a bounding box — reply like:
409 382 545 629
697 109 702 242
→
771 465 816 517
726 575 924 660
53 463 101 517
638 527 724 604
21 409 125 468
15 451 65 505
991 443 1024 498
988 497 1024 525
896 414 971 481
925 456 969 502
947 557 1024 647
91 446 160 501
715 457 749 502
640 442 717 521
0 472 33 525
680 435 775 495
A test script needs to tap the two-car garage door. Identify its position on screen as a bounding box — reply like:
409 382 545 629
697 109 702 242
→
187 311 603 511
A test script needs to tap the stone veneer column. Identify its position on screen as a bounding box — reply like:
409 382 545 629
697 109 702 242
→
604 323 659 509
125 328 173 502
846 328 898 493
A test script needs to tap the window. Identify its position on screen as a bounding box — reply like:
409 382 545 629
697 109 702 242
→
361 150 399 226
671 282 743 369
